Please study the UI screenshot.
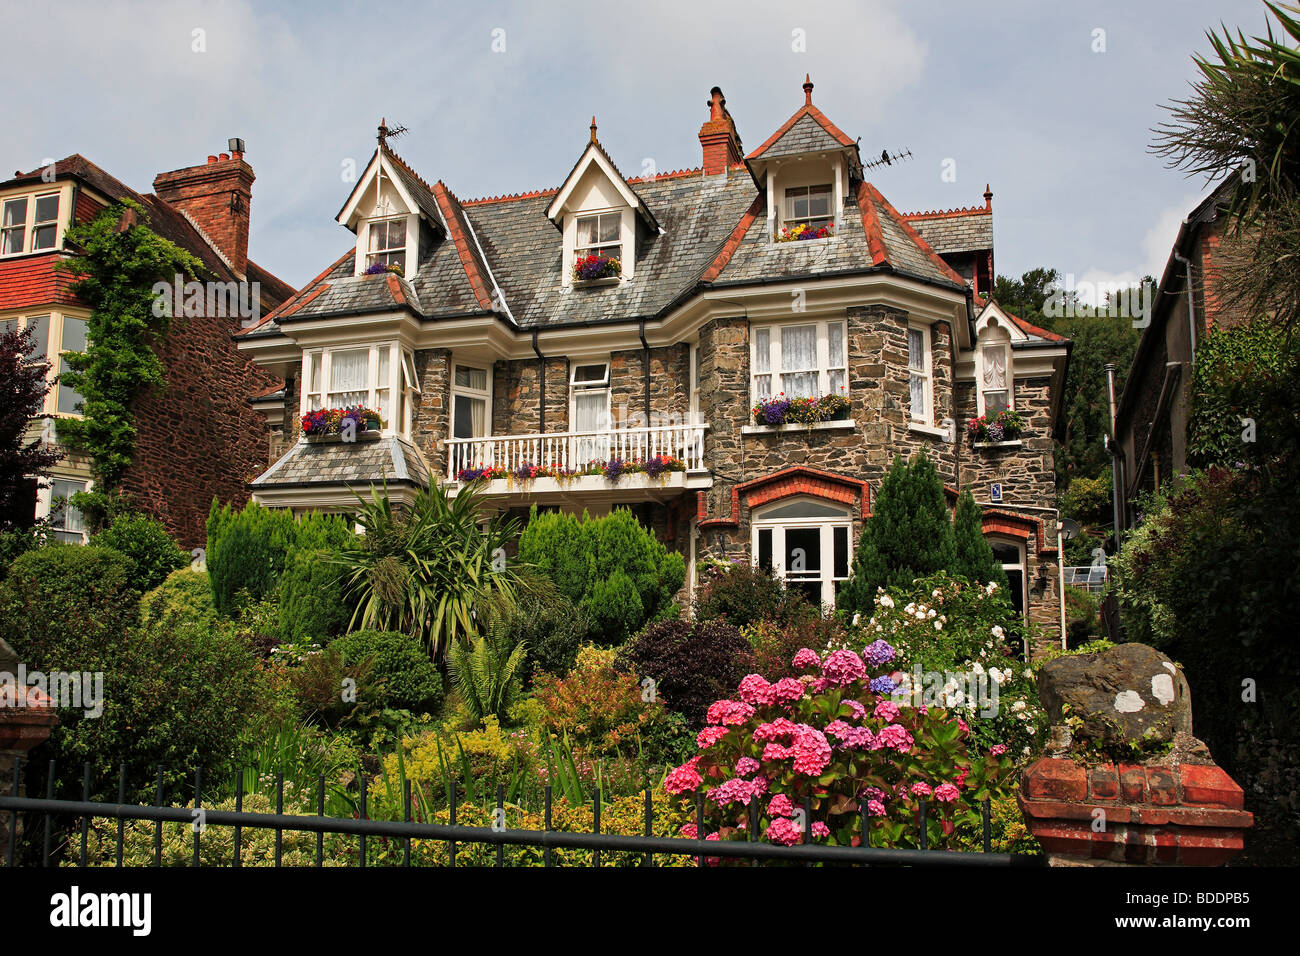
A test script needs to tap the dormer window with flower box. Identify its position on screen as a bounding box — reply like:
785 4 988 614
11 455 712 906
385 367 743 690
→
775 183 835 241
366 217 407 274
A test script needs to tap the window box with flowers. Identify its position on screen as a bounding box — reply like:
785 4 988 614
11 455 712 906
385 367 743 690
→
301 406 384 442
362 261 404 278
573 254 621 284
456 454 686 486
774 223 834 243
967 409 1024 446
752 391 850 427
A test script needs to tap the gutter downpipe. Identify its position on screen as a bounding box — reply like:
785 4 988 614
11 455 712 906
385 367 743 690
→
1104 362 1124 551
638 320 651 428
1173 249 1197 362
532 329 545 434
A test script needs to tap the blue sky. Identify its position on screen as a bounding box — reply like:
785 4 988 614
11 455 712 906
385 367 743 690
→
2 0 1268 291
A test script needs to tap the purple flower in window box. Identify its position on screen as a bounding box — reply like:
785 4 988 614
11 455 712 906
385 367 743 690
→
603 457 626 482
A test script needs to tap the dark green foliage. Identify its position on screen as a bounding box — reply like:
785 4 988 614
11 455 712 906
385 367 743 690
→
331 629 443 715
206 499 352 618
837 452 957 615
0 525 47 582
448 626 528 724
92 511 188 592
617 618 754 728
278 549 351 645
952 490 1008 589
517 506 685 645
1062 584 1101 648
746 614 845 681
53 201 206 491
140 569 219 631
0 322 58 524
693 560 815 630
0 544 139 664
2 545 261 804
289 646 376 730
488 583 587 681
1188 320 1300 469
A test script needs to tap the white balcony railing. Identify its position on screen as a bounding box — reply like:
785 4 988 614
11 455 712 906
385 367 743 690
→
444 423 707 482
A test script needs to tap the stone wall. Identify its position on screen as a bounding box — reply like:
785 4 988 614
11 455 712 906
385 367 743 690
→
610 343 690 428
413 348 452 477
491 357 569 435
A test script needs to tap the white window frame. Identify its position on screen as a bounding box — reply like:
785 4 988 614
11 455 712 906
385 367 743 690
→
689 343 700 424
0 191 61 257
573 210 622 263
907 323 933 425
782 183 834 233
988 536 1028 621
45 477 90 543
570 360 611 463
751 497 853 610
299 343 405 436
365 217 407 272
750 318 848 404
451 362 492 440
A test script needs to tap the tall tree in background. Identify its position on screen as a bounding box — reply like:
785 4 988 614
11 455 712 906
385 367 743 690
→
952 490 1008 590
0 323 59 528
1152 0 1300 328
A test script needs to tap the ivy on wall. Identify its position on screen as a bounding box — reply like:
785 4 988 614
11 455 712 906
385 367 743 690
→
54 200 204 498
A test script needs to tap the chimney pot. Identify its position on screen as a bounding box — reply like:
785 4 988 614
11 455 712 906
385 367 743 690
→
207 155 218 164
219 152 230 161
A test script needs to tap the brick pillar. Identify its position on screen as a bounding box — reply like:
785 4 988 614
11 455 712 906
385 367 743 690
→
0 638 58 866
1017 643 1252 865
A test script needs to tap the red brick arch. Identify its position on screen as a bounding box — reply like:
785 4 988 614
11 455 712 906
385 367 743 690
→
697 466 870 529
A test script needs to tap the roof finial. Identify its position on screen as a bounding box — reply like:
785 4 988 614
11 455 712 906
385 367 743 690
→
803 74 814 106
984 183 993 209
378 117 388 146
590 116 598 144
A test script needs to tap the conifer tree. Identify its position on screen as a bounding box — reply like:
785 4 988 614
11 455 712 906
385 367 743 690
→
837 450 957 615
952 489 1009 589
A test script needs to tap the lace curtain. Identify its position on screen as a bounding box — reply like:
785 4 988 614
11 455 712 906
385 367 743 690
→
781 325 818 397
329 349 369 407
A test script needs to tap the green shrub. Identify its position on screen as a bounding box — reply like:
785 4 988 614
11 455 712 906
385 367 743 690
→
486 583 586 681
693 560 813 629
289 645 378 730
448 626 528 725
0 544 138 671
91 511 188 592
743 614 845 680
279 548 351 644
518 507 686 645
952 490 1008 590
0 526 47 582
617 618 753 728
139 568 218 631
332 629 443 714
206 500 353 618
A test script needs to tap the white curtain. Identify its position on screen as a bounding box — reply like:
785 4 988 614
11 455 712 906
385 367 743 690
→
828 322 845 394
983 345 1007 389
573 390 608 464
329 349 369 407
781 325 818 397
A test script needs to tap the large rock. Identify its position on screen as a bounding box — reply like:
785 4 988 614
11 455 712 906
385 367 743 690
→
1037 644 1193 754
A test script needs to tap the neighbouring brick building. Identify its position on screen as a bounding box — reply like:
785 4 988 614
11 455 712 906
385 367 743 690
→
1114 179 1239 520
240 79 1072 645
0 148 294 547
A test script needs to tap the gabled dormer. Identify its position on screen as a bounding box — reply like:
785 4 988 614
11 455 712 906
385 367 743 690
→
746 76 863 244
973 300 1028 416
336 124 445 279
546 119 659 288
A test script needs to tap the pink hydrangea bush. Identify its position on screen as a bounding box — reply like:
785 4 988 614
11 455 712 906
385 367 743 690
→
665 643 1015 855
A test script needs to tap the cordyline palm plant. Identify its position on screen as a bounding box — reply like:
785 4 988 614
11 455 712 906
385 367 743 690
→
333 482 526 662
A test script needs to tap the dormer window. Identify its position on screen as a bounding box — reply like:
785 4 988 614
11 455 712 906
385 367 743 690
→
785 184 833 232
575 212 621 261
366 218 406 273
981 343 1010 414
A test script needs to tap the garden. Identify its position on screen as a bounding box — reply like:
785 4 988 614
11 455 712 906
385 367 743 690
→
0 452 1097 866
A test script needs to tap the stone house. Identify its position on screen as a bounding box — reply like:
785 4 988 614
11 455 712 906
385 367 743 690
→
239 79 1071 644
0 148 294 547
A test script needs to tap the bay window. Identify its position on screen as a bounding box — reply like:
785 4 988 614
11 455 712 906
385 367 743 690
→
753 498 852 608
751 319 847 403
1 192 60 255
907 325 932 423
301 343 415 435
57 316 87 416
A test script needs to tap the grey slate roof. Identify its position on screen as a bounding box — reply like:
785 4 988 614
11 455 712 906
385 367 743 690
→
907 211 993 256
253 157 970 336
757 114 848 159
253 435 432 489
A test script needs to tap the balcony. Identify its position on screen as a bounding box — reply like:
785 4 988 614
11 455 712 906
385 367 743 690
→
442 423 710 502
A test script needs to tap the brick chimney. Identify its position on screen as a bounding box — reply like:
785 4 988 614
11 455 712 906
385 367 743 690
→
698 87 743 175
153 142 254 277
